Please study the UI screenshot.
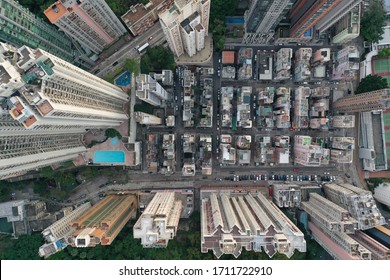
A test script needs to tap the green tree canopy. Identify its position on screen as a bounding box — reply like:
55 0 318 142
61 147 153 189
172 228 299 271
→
378 48 390 58
140 46 176 74
356 74 388 94
124 59 140 76
360 0 387 43
104 128 122 139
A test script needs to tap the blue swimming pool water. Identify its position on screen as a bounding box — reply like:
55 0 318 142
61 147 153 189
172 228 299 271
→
114 71 131 87
111 137 119 145
225 17 244 24
94 151 125 163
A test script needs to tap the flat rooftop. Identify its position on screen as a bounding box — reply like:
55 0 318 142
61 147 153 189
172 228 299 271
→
44 2 68 24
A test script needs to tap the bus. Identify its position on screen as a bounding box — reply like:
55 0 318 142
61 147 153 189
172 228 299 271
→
137 43 149 53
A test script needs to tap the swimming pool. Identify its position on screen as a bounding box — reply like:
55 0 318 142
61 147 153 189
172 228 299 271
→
94 150 125 163
114 71 131 87
225 17 244 24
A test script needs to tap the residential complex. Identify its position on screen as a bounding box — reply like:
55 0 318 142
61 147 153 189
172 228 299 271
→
69 195 137 247
159 0 210 57
136 74 169 106
201 189 306 259
45 0 127 54
243 0 294 44
323 183 386 230
134 192 182 248
122 0 174 36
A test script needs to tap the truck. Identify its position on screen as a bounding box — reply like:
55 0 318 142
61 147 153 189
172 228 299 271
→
137 42 149 53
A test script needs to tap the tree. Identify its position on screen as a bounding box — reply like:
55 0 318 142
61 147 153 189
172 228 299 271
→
356 74 388 94
360 0 387 43
104 128 122 139
33 181 48 197
124 59 140 76
378 48 390 58
140 46 176 74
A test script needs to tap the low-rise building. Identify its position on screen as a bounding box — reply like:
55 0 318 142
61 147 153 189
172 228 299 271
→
135 112 162 125
274 87 291 129
237 87 252 128
331 115 355 128
201 189 306 259
294 48 312 82
162 134 176 174
292 87 310 129
332 46 360 81
294 135 330 166
274 48 292 81
134 192 182 248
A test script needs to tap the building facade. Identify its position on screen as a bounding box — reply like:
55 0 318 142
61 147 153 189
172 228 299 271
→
136 74 169 106
243 0 294 44
159 0 210 57
45 0 127 54
314 0 362 34
333 89 390 113
374 183 390 207
69 195 137 247
134 192 182 248
201 189 306 259
289 0 344 38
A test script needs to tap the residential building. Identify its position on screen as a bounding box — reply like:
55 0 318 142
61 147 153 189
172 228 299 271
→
302 193 359 234
0 200 28 236
311 48 331 66
2 46 128 128
331 4 361 44
289 0 344 38
274 87 291 129
159 0 210 57
135 112 162 125
45 0 127 54
201 189 306 259
243 0 294 44
136 74 169 106
292 87 310 129
0 0 73 63
333 89 390 113
0 131 86 180
294 48 312 81
134 192 182 248
308 221 371 260
374 183 390 207
294 135 330 166
69 195 137 247
121 0 174 36
315 0 362 34
150 70 174 86
332 46 360 80
323 183 386 230
273 184 301 208
274 48 293 81
331 115 355 128
39 202 91 258
330 137 354 164
222 51 235 64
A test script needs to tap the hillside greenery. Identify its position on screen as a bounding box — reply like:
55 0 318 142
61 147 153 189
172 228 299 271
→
356 74 388 94
140 46 176 74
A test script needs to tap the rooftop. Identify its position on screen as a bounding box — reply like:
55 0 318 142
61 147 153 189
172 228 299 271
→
44 2 68 24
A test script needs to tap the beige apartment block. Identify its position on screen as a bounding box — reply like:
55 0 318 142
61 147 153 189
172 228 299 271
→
134 192 182 248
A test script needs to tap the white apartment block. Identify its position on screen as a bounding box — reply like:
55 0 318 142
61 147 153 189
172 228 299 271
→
136 74 169 106
39 202 91 258
315 0 363 34
201 189 306 259
134 112 162 125
2 46 128 131
133 192 182 248
374 183 390 207
45 0 127 54
0 43 24 100
159 0 210 57
323 183 386 230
